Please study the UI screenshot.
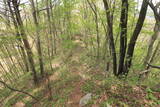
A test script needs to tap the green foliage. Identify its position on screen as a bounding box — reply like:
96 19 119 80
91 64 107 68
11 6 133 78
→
81 80 95 93
0 0 160 107
5 94 26 107
62 38 76 50
100 98 115 107
146 88 160 105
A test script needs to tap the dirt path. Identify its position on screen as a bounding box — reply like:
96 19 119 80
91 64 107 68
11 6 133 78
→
65 41 89 107
11 40 89 107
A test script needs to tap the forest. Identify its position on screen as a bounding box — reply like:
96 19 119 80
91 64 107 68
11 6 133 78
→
0 0 160 106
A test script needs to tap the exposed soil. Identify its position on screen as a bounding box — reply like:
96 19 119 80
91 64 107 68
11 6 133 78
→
67 81 85 107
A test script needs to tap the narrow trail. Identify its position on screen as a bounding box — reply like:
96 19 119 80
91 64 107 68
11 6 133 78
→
64 39 102 107
43 39 90 107
66 43 86 107
6 40 90 107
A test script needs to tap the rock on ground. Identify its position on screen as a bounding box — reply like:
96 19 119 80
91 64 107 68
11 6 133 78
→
79 93 92 107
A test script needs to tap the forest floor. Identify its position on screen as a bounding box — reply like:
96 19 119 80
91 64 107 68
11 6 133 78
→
1 39 160 107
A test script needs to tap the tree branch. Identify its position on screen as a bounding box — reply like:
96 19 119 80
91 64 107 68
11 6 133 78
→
146 0 160 20
147 63 160 69
0 80 38 101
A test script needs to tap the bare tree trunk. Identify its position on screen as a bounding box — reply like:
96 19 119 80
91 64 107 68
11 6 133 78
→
45 0 55 72
125 0 148 74
103 0 117 75
12 44 26 72
49 0 57 55
144 22 160 66
0 62 12 82
0 53 15 82
118 0 128 75
2 0 10 28
143 1 160 68
87 0 100 59
30 0 45 77
11 0 38 84
3 45 20 74
7 0 29 72
149 41 160 64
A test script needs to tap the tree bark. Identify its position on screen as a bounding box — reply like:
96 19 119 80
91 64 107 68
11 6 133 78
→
125 0 148 74
118 0 128 75
30 0 44 77
11 0 38 84
103 0 117 75
7 0 29 72
144 22 160 67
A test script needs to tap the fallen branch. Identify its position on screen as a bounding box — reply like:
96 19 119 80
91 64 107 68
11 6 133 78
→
139 69 150 75
138 69 151 81
0 80 38 101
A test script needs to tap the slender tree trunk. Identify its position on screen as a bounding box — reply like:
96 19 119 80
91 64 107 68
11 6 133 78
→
11 0 38 84
49 0 57 55
7 0 29 72
125 0 148 74
103 0 117 75
2 0 10 28
118 0 128 75
87 0 100 59
144 22 160 66
30 0 44 77
0 62 11 82
12 44 26 72
3 46 20 74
